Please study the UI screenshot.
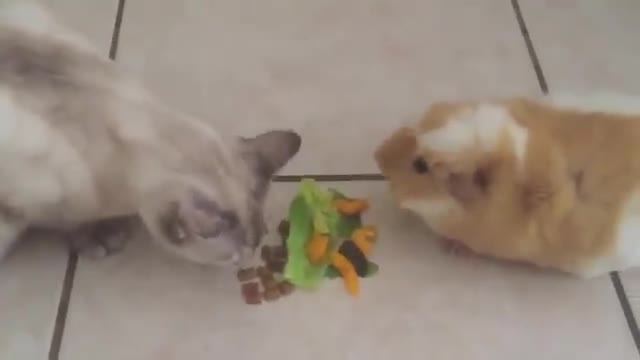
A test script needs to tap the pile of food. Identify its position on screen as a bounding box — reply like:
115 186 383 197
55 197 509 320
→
238 179 379 305
237 221 294 305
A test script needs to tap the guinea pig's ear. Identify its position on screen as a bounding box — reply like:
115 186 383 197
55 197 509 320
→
242 130 302 178
156 190 239 246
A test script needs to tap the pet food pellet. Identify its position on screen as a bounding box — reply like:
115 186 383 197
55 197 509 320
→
257 266 271 279
270 246 287 260
258 268 276 287
267 259 286 273
241 282 262 305
277 281 295 296
278 220 290 240
262 287 281 302
236 267 257 282
264 280 279 293
260 246 272 262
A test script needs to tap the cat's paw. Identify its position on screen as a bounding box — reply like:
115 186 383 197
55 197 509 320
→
69 216 138 259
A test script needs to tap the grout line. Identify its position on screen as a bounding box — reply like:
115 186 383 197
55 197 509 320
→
49 0 127 358
48 253 78 360
105 0 380 187
288 4 545 185
108 0 127 60
510 0 549 94
610 272 640 357
512 0 640 352
273 174 386 182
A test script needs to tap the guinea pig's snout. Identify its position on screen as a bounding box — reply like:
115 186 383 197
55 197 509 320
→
374 127 418 172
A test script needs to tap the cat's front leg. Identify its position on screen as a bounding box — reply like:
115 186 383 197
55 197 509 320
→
68 215 139 259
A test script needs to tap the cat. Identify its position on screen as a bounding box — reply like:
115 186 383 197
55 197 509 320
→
0 1 301 266
375 93 640 278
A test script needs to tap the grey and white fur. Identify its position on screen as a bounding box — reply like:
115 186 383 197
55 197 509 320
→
0 1 301 266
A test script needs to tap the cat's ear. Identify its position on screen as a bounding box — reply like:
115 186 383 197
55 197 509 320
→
242 130 301 177
157 190 239 245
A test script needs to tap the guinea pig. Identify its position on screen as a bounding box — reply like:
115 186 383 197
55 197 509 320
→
375 94 640 277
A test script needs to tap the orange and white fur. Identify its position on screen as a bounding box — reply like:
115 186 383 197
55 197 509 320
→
0 1 301 266
375 93 640 277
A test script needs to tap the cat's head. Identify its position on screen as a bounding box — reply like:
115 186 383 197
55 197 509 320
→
140 130 301 267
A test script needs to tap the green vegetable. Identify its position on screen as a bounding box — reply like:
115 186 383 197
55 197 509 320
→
363 262 379 277
283 179 363 288
284 180 332 288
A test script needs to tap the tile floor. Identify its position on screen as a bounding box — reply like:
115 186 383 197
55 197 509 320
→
2 1 640 359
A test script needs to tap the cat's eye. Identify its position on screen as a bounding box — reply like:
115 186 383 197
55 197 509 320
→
412 157 429 174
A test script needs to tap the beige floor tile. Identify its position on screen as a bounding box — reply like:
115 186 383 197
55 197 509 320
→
46 0 120 55
62 182 635 360
519 0 640 93
622 269 640 297
0 2 117 360
0 237 68 360
115 0 539 175
621 269 640 321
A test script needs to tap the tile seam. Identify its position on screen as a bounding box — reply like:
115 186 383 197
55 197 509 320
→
47 254 78 360
108 0 126 60
49 0 127 358
510 0 549 94
273 174 385 182
611 272 640 357
512 1 640 355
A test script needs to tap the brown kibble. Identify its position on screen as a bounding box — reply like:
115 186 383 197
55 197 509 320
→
261 275 279 290
236 268 257 282
271 246 287 260
241 282 262 305
278 281 295 296
267 259 286 273
260 246 272 262
278 220 290 240
262 287 281 302
257 266 276 286
257 266 271 279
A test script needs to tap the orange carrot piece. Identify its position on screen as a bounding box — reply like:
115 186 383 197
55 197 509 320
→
331 253 360 296
352 235 373 256
352 226 377 242
306 233 329 264
334 198 369 216
350 225 378 256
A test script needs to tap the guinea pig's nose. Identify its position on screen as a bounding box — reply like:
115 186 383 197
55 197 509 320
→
412 157 430 174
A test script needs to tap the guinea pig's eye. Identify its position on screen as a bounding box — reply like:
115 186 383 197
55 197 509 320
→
412 157 430 174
